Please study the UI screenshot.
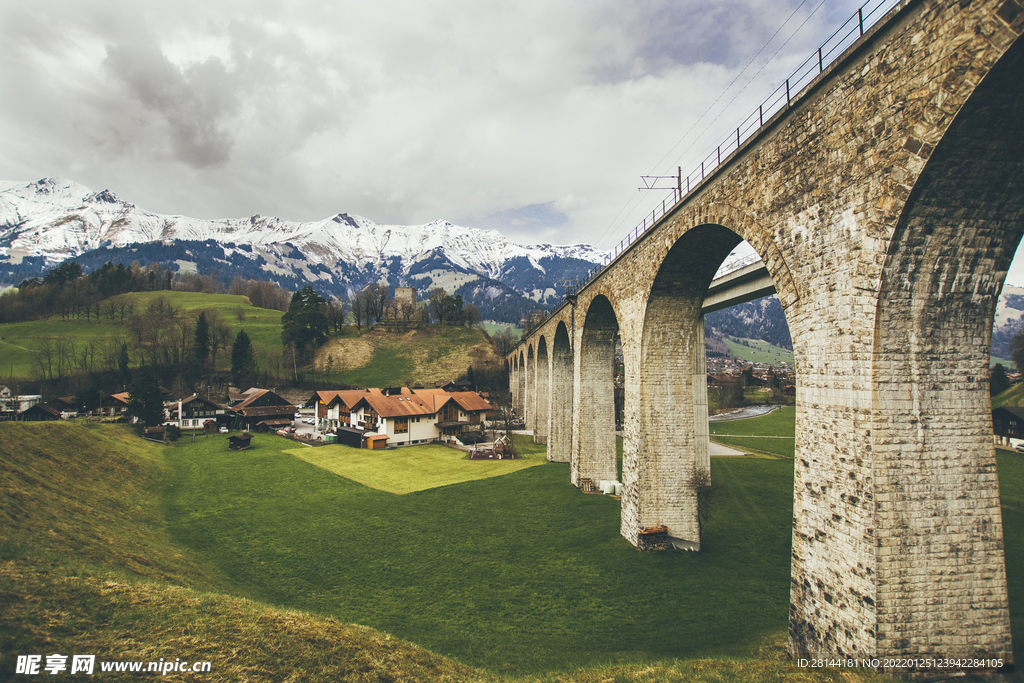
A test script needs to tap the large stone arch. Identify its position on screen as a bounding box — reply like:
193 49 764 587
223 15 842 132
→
791 35 1024 662
622 212 799 549
623 225 739 548
549 321 573 463
535 336 551 444
571 294 621 487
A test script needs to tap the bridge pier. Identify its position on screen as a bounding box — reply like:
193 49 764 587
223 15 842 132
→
525 346 535 432
535 339 550 444
571 296 618 487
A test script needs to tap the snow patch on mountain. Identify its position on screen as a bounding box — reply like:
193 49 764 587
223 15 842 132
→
0 178 607 279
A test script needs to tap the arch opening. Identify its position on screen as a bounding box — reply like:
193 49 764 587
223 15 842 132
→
548 322 573 462
534 337 550 445
626 224 797 551
573 295 621 487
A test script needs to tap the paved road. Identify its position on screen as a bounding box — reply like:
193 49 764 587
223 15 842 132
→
708 404 783 422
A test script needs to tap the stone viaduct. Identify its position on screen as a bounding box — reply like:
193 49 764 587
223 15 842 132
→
508 0 1023 667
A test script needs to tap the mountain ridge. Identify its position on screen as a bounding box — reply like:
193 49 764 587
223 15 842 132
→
0 177 605 322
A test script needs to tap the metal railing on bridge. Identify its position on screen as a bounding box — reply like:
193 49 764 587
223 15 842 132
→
569 0 902 298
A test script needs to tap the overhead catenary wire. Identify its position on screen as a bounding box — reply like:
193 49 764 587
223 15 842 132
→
590 0 818 253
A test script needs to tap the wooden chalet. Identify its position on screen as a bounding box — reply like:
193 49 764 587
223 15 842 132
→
99 392 130 417
168 394 225 429
226 388 297 432
432 391 492 439
48 396 78 413
993 406 1024 446
228 433 253 450
19 403 63 421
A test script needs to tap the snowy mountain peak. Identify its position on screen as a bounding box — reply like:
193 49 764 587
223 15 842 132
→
0 178 607 319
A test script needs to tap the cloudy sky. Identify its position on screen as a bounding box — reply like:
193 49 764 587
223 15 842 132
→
1 0 916 256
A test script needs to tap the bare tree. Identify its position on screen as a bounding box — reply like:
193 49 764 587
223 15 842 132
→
362 283 391 325
326 297 347 334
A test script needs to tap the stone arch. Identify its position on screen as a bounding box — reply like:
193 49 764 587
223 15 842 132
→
549 321 573 463
572 294 620 486
525 344 535 432
624 225 731 547
789 35 1024 661
534 336 551 444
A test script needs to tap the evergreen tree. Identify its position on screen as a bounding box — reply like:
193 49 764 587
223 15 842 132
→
281 286 329 352
991 363 1011 397
231 330 257 389
118 343 131 384
194 311 210 366
126 366 164 427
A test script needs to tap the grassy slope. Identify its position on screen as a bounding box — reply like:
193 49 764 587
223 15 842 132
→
316 324 503 387
0 291 283 379
0 290 502 390
994 382 1024 409
6 421 1019 681
0 421 488 682
722 337 794 366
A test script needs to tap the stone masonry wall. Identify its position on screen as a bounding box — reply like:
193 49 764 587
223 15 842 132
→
511 0 1021 665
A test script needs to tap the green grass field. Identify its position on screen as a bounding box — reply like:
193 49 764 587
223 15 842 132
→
3 421 1021 681
723 337 793 366
286 442 546 494
710 406 796 458
0 291 284 379
162 433 798 675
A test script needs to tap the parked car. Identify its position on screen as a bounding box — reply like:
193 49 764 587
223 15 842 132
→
305 417 316 424
294 412 301 419
218 426 229 433
278 426 296 435
1015 443 1024 453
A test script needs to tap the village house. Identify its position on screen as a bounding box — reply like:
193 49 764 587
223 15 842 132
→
992 406 1024 447
307 389 385 433
48 396 78 416
99 392 130 417
315 386 493 447
165 394 225 430
19 403 63 421
225 388 298 432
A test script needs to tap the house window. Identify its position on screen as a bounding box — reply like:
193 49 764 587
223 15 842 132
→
395 418 409 434
440 403 458 422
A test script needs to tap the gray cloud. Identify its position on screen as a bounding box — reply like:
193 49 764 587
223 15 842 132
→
0 0 889 244
103 36 239 167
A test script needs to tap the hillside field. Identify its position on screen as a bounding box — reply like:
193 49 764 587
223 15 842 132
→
0 291 284 379
314 324 503 388
10 422 999 680
722 336 794 366
0 290 503 389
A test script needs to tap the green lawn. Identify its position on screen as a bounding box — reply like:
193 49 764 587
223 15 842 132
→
710 406 796 458
3 422 1022 681
286 441 546 494
723 337 793 366
163 433 797 676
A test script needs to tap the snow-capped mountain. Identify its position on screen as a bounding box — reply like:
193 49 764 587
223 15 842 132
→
0 178 606 322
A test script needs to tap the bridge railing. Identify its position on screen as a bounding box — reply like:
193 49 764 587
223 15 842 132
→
572 0 903 297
